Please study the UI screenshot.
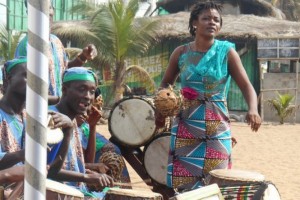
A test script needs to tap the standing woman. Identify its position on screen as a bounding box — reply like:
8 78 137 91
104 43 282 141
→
155 2 261 190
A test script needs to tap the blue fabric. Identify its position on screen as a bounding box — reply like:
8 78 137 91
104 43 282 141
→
15 34 68 97
47 105 87 193
0 109 25 165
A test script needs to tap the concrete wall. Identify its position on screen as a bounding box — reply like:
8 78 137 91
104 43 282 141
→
261 73 300 123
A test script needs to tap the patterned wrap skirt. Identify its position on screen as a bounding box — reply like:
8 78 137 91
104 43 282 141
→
166 98 232 190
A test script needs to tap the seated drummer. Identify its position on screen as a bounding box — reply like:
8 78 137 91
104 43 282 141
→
47 67 114 198
76 98 131 185
0 58 72 173
0 58 73 200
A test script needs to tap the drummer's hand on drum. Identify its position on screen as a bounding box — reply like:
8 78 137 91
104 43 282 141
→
85 162 109 174
0 166 24 184
84 169 114 187
155 112 166 129
245 110 261 132
48 111 74 132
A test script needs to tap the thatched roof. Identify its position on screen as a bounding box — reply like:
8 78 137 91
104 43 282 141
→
157 0 285 19
52 12 300 42
155 12 300 40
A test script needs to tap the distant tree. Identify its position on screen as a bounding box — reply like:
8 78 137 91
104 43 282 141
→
52 0 161 104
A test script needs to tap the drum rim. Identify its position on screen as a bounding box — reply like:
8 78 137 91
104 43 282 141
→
46 179 84 197
108 96 156 147
143 132 171 185
209 169 265 182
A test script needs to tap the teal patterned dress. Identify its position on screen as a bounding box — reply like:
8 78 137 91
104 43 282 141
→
166 40 235 190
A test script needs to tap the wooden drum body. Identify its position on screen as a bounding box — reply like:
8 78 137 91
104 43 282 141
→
46 179 84 200
208 169 281 200
109 96 156 147
105 188 163 200
143 132 170 185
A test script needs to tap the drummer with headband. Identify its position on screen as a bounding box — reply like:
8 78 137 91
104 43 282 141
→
0 58 73 196
48 67 114 198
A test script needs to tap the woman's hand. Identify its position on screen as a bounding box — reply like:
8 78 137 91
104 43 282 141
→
245 110 261 132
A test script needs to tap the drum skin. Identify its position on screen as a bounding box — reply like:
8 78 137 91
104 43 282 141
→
208 169 265 186
105 188 163 200
109 96 156 147
143 132 171 185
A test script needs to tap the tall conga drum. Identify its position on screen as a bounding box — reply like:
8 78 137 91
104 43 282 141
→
208 169 281 200
109 96 156 147
143 132 170 185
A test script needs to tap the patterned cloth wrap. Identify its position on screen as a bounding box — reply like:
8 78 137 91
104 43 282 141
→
153 86 181 117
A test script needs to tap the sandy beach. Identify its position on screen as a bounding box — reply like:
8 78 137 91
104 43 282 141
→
97 121 300 200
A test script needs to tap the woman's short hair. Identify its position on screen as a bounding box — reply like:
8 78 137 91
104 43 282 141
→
188 1 223 37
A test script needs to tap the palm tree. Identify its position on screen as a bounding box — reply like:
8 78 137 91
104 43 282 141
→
266 92 299 124
52 0 161 104
0 23 23 63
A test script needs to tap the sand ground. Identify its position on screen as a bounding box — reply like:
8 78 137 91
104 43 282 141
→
97 122 300 200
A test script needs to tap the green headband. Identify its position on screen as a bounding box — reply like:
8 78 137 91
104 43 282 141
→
5 57 27 73
63 67 96 83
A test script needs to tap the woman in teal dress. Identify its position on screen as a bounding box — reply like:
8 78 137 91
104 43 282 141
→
155 2 262 190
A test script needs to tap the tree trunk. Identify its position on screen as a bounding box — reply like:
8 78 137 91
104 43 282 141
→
113 60 126 102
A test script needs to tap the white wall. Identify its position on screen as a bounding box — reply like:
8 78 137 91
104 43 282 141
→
0 0 6 25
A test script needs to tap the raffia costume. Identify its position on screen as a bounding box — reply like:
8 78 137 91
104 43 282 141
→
166 40 235 190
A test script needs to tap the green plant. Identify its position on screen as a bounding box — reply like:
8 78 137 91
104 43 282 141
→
266 91 299 124
0 23 23 63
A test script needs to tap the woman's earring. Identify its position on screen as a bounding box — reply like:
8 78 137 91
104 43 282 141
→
193 26 197 29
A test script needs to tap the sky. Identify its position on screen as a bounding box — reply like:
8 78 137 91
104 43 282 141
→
0 0 6 25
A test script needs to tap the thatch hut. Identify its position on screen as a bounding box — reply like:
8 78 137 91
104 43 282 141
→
157 0 285 19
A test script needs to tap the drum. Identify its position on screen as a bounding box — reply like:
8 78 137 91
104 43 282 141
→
109 96 156 147
208 169 281 200
143 132 170 185
105 188 163 200
46 179 84 200
169 184 223 200
7 179 84 200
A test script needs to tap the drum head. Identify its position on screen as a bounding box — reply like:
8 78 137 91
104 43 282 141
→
263 183 281 200
46 179 84 198
109 97 156 147
209 169 265 182
143 133 170 185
